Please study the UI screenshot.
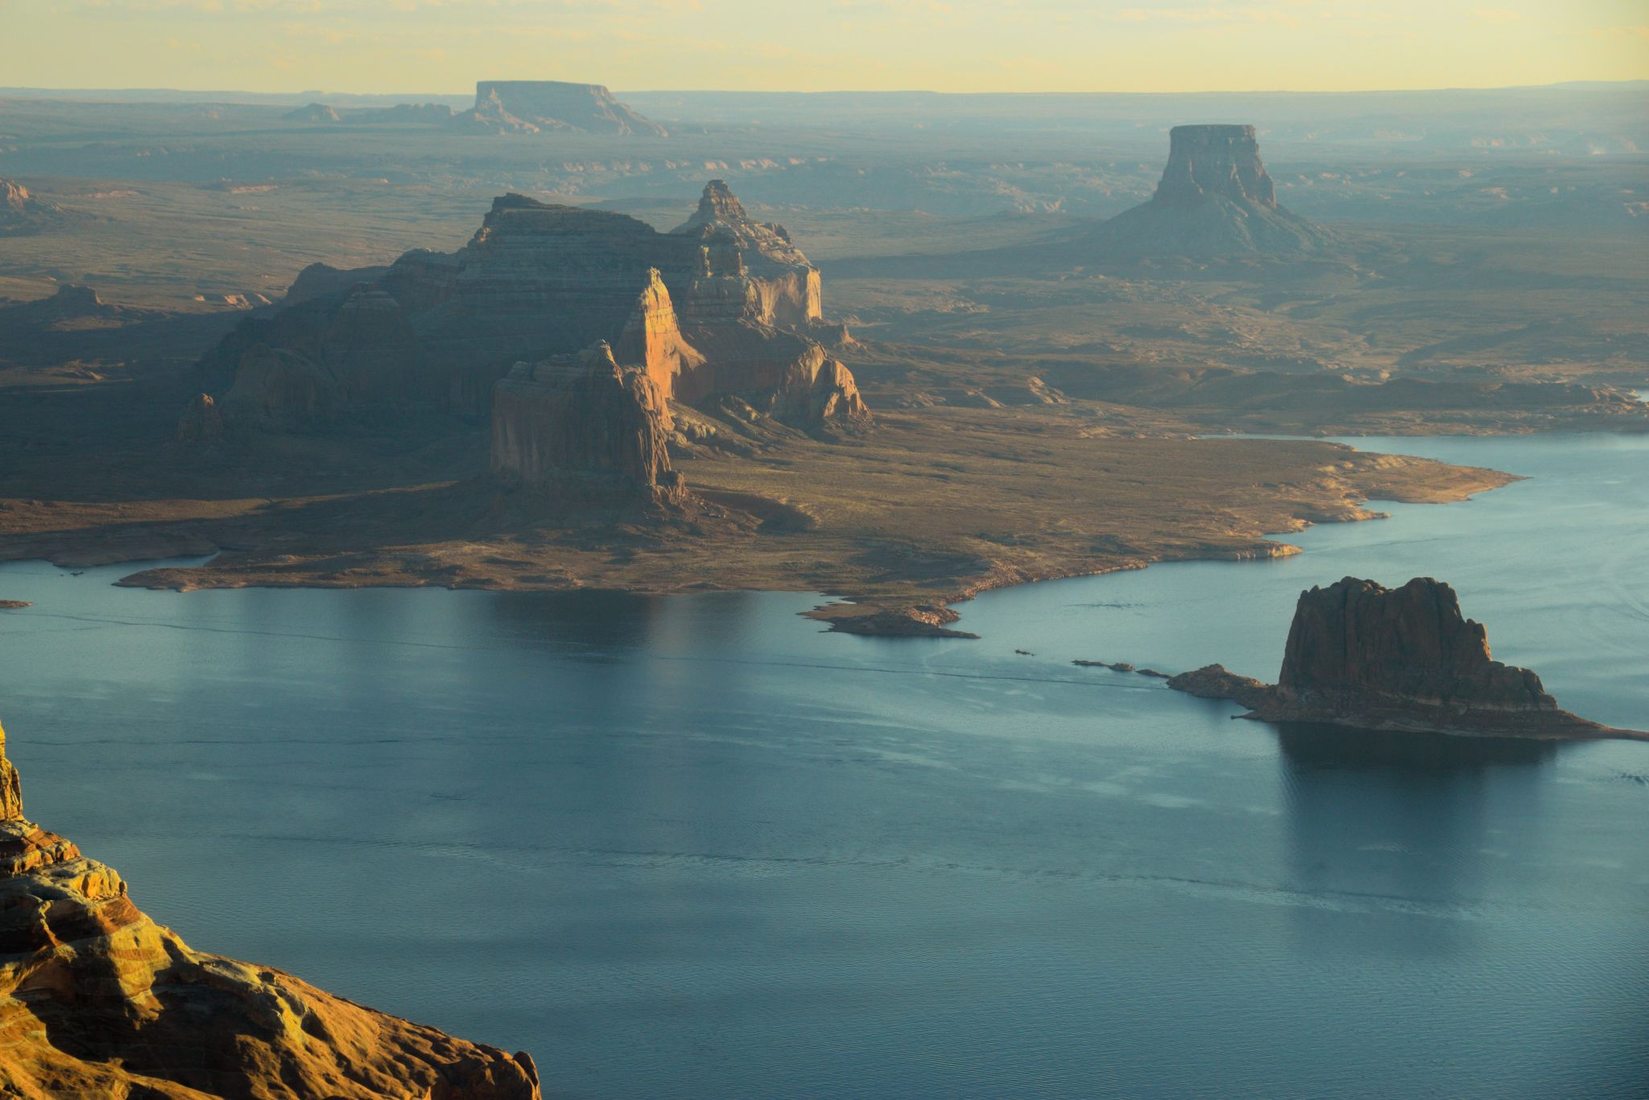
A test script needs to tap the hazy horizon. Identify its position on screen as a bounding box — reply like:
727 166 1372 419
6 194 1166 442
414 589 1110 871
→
6 0 1647 96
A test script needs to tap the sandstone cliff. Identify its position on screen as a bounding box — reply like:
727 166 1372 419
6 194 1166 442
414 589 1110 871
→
457 81 665 137
203 182 868 435
1167 577 1638 739
491 342 685 502
0 718 541 1100
1081 124 1335 259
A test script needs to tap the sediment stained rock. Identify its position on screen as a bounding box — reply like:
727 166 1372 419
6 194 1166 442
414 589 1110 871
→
0 718 541 1099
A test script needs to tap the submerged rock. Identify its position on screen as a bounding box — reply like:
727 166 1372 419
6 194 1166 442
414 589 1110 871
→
0 717 541 1099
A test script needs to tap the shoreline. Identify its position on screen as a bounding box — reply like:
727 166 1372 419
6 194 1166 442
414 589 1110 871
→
2 451 1505 640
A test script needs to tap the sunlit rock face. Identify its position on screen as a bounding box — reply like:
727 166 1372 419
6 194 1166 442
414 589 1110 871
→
204 181 868 434
0 718 542 1100
490 342 685 503
459 80 667 136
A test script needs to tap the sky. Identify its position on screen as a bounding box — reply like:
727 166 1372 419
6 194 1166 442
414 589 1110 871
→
2 0 1647 95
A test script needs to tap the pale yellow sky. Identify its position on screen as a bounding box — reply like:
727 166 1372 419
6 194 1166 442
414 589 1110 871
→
2 0 1646 94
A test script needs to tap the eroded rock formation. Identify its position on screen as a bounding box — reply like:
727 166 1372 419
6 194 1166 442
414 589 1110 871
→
1083 124 1334 258
491 342 684 502
1154 124 1277 208
1167 577 1639 739
1277 577 1556 715
203 181 869 441
458 81 666 136
0 179 65 236
0 718 541 1099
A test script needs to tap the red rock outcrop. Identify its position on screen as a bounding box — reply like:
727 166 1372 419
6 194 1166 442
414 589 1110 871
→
458 81 666 137
0 718 541 1100
1166 577 1640 739
1081 124 1334 258
203 182 869 435
672 180 823 328
491 342 684 502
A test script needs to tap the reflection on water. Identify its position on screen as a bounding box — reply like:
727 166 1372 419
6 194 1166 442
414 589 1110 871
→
0 434 1647 1098
1276 722 1558 956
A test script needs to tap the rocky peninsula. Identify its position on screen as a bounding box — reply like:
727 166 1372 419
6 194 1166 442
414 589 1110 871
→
1168 577 1645 739
0 718 541 1098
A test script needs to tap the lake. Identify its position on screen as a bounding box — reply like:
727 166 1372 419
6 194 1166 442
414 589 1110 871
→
1 433 1645 1098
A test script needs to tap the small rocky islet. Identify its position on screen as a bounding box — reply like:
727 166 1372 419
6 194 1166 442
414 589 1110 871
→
1164 576 1643 740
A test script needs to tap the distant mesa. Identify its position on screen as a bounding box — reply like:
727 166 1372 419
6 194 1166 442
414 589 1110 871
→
1168 577 1643 740
198 180 867 496
283 101 342 123
283 101 455 126
456 80 667 137
1082 124 1335 259
0 716 542 1098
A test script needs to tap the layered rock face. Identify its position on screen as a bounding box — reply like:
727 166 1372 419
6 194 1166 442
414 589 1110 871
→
1082 124 1333 259
672 180 822 328
459 81 666 136
1167 577 1636 739
1276 577 1556 715
491 342 684 502
1154 124 1277 207
0 718 541 1099
204 181 867 439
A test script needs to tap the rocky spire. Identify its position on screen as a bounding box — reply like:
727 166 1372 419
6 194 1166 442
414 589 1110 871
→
693 179 749 225
1153 124 1277 208
0 719 21 820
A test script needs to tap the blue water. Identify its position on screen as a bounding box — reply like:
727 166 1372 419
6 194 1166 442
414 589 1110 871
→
0 433 1645 1098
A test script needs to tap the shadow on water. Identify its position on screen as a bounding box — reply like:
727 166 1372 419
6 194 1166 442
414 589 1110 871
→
1274 722 1558 955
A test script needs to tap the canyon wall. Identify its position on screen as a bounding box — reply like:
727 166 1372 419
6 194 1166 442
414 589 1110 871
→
207 181 867 435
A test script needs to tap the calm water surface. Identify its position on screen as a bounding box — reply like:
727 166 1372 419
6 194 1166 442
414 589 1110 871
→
1 433 1646 1098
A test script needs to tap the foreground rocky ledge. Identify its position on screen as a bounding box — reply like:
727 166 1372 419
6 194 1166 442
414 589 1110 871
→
0 721 540 1099
1168 577 1645 740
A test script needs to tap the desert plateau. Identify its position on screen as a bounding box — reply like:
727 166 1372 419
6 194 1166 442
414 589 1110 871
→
1 5 1647 1096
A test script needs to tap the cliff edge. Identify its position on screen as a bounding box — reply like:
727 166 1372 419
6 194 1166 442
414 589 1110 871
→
0 718 542 1099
